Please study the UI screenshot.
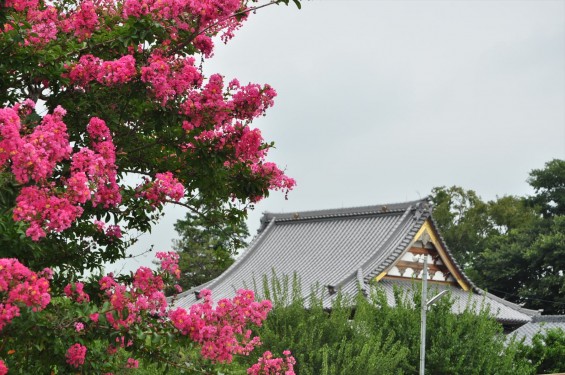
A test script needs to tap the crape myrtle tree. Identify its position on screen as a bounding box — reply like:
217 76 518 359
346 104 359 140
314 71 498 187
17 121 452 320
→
0 0 300 372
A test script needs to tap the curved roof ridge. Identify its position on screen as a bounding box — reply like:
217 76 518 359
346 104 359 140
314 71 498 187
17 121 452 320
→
330 202 416 288
259 198 429 229
202 217 278 292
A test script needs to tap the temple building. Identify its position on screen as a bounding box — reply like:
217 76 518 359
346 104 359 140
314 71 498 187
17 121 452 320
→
174 198 538 331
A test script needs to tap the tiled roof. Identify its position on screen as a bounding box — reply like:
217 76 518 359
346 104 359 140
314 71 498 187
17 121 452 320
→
510 315 565 345
173 198 536 324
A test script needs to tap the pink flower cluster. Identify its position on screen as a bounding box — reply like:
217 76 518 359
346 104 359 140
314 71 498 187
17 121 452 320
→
59 0 100 41
121 0 243 49
0 104 70 183
94 220 122 238
180 75 276 132
74 117 121 208
0 258 51 331
0 359 7 375
174 74 295 201
247 350 296 375
156 251 181 279
14 185 86 240
168 289 272 363
26 6 59 45
231 81 277 121
66 343 87 368
5 0 39 12
68 55 137 87
64 282 91 303
126 357 139 368
3 0 99 45
141 53 202 105
2 105 122 240
99 268 168 330
137 172 185 206
250 162 296 202
75 321 85 332
4 0 247 55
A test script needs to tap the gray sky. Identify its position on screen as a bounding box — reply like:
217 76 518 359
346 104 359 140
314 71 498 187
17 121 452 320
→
109 0 565 273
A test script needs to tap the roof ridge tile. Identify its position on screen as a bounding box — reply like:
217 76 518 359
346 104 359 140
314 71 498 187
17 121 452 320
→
259 198 429 227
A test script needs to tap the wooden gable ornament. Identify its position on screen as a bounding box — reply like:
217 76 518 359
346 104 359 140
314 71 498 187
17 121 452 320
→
375 219 471 291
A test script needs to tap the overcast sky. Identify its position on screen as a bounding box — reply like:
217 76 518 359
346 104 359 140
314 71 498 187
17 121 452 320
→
109 0 565 273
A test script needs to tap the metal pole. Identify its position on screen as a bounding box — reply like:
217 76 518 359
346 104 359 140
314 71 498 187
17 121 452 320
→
419 255 428 375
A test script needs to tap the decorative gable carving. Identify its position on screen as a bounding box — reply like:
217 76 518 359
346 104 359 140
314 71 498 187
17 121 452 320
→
376 219 470 291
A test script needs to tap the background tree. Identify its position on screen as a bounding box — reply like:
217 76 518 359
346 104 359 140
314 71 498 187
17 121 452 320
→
173 211 249 290
430 186 493 267
431 159 565 314
528 159 565 217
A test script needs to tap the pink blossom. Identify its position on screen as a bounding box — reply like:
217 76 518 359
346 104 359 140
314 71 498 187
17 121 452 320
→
14 186 85 240
169 289 271 363
75 322 85 332
0 359 7 375
5 0 39 11
97 55 137 86
68 55 136 87
64 282 90 303
0 259 51 331
105 225 122 238
68 1 100 41
94 220 106 232
247 350 296 375
87 117 112 140
193 35 214 57
141 53 201 105
68 55 102 87
137 172 184 206
126 358 139 368
156 251 181 278
66 343 87 368
26 7 59 45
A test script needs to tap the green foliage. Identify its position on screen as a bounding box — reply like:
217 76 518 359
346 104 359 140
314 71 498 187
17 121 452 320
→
519 327 565 374
430 186 493 267
430 159 565 314
528 159 565 218
173 211 249 291
234 275 533 375
247 277 409 375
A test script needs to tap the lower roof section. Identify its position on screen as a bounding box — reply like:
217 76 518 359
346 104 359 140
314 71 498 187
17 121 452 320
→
510 315 565 345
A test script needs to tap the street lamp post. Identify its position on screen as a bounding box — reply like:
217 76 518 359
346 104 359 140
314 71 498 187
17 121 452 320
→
419 255 448 375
